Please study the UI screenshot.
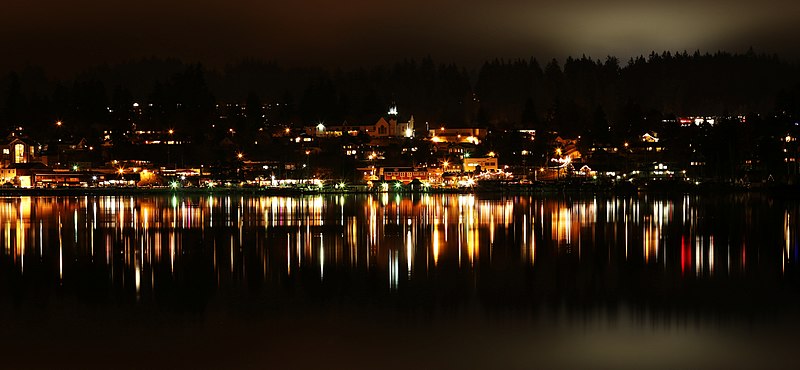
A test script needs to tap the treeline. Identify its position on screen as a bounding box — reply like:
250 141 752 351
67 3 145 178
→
2 50 800 139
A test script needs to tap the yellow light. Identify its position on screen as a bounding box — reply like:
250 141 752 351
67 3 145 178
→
237 152 244 159
168 129 174 135
555 148 562 156
488 151 495 157
117 168 124 174
56 121 62 127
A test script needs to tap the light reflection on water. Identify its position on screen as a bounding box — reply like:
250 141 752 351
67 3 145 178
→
0 194 798 308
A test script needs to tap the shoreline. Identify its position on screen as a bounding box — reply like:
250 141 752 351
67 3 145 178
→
0 181 797 197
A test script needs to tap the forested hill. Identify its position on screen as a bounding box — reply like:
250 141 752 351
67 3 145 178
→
2 51 799 136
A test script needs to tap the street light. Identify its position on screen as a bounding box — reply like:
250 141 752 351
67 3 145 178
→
304 150 311 181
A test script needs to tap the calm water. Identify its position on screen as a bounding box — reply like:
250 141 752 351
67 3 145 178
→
1 194 799 369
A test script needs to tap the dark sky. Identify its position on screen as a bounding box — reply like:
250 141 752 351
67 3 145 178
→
3 0 798 75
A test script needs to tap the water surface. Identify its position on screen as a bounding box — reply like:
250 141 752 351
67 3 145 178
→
1 194 798 369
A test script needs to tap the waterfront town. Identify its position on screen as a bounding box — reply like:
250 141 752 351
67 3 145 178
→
2 53 800 192
0 102 797 191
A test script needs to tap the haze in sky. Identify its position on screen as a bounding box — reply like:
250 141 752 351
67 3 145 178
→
2 0 798 74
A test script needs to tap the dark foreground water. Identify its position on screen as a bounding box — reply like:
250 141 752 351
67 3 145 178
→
1 194 799 369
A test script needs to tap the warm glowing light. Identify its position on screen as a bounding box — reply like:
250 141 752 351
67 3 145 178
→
168 129 174 135
56 120 63 127
488 151 495 157
237 152 244 159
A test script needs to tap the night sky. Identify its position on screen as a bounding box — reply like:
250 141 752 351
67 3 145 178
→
3 0 799 74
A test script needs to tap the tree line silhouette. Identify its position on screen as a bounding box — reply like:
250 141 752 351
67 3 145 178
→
2 50 800 140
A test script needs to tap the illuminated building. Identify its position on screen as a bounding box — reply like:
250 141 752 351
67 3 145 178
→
0 134 40 167
462 157 498 172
